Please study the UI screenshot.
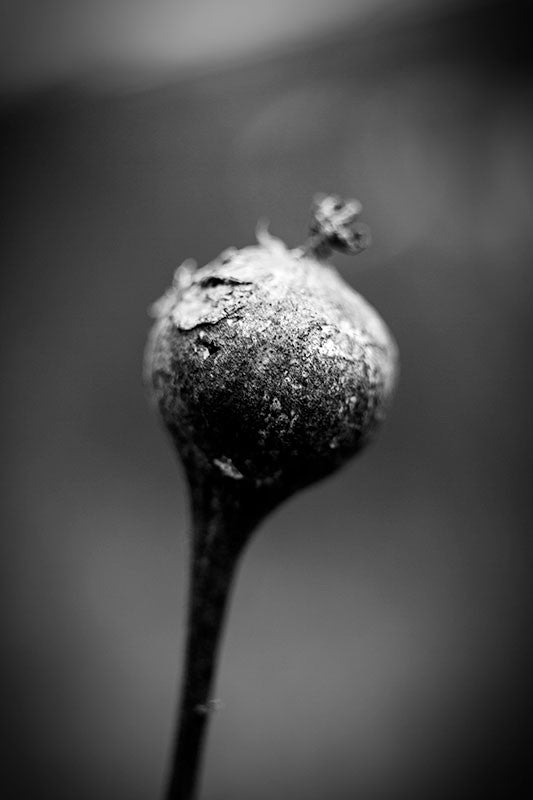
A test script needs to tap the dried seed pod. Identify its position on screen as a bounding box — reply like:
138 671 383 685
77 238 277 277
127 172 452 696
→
145 195 399 800
146 195 398 524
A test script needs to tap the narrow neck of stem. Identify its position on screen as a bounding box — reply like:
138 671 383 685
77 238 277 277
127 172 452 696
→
300 232 332 260
166 476 257 800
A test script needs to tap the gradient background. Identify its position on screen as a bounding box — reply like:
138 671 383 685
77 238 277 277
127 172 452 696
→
1 1 532 798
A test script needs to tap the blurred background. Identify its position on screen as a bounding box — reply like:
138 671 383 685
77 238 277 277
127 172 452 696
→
1 0 532 798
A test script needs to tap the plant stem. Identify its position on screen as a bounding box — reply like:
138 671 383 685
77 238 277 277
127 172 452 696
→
166 551 235 800
165 472 260 800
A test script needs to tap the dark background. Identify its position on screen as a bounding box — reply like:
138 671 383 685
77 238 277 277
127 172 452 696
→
1 1 532 798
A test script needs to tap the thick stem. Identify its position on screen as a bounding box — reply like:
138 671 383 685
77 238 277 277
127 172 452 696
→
166 551 236 799
165 473 259 800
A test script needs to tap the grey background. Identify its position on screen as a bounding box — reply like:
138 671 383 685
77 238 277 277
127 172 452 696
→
1 1 531 798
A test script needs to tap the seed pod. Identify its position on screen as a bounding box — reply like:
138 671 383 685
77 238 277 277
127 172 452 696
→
146 195 398 525
146 196 399 800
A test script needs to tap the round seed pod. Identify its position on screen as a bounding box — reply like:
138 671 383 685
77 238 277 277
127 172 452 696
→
146 196 398 518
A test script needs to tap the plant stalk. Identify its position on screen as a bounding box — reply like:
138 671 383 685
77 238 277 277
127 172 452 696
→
165 472 261 800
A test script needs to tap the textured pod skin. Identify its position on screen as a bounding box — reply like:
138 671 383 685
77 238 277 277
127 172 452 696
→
146 232 398 506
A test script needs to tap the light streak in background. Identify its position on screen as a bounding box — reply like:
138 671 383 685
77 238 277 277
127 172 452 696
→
1 0 463 94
